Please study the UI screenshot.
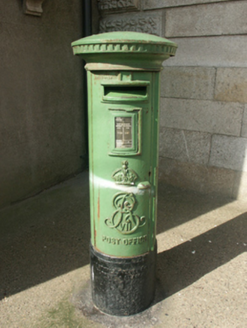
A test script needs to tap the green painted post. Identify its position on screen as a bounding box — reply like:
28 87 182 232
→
71 32 177 316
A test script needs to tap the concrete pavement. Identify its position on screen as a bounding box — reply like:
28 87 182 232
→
0 171 246 327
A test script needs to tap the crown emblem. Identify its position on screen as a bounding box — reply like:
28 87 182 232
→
112 161 138 185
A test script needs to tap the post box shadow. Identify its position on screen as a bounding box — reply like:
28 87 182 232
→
0 173 243 302
153 212 247 304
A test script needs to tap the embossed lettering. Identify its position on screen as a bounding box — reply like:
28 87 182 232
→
102 235 121 245
102 235 147 245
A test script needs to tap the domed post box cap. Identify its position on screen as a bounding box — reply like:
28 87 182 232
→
71 31 177 70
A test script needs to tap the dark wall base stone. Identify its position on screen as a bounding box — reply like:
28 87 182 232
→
90 243 157 316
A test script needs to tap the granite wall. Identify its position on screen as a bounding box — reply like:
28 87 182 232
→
97 0 247 198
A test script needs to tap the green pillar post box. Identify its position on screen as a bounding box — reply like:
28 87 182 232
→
71 32 177 316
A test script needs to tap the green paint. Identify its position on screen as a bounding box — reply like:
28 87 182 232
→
71 32 177 257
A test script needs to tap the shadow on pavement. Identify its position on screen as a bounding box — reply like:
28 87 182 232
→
0 174 90 300
155 212 247 302
0 173 243 301
156 183 231 234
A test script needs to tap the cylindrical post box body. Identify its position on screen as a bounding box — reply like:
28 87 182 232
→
72 32 177 316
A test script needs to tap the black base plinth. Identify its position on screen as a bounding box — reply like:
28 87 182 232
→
90 243 157 316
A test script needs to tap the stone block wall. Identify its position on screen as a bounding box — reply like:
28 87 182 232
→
0 1 85 208
97 0 247 198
